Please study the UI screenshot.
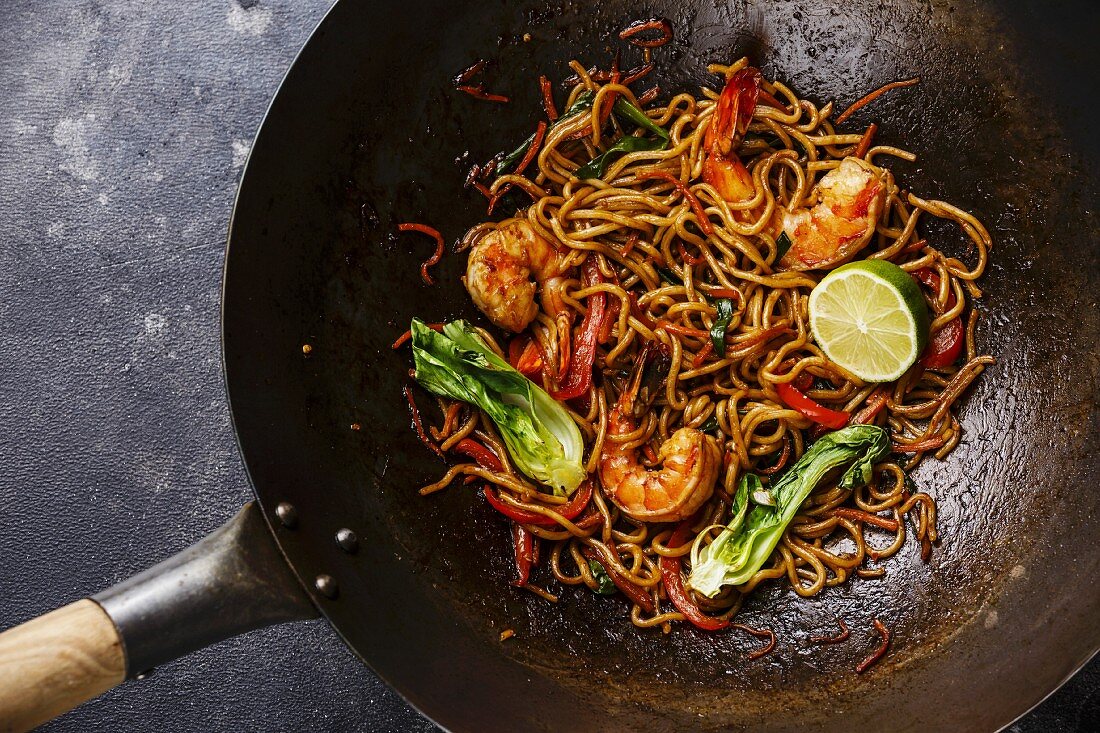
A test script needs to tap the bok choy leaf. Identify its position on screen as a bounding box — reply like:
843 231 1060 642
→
410 319 585 494
688 425 889 597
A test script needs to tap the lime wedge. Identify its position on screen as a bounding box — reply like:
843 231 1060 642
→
808 260 929 382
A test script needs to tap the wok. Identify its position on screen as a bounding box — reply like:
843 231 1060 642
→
1 0 1098 730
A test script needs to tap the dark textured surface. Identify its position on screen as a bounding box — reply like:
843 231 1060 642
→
0 0 1096 731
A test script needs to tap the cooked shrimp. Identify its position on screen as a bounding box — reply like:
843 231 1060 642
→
702 67 762 209
777 156 888 270
463 217 568 332
598 346 721 522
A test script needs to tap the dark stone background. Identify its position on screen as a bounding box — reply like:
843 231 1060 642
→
0 1 1094 730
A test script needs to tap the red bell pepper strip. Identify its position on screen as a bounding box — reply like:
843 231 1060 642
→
922 319 963 368
776 382 850 430
581 546 656 613
452 439 503 471
510 523 536 586
659 522 729 631
507 336 543 378
482 480 594 527
911 268 963 368
553 259 608 400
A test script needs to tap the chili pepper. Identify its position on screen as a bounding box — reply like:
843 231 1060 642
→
482 480 594 527
776 382 850 430
659 521 730 631
452 438 503 471
553 258 608 400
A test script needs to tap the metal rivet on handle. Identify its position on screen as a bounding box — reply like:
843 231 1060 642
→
335 528 359 554
275 502 298 528
315 574 339 599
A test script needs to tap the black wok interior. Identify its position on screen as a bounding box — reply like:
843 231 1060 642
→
222 0 1100 730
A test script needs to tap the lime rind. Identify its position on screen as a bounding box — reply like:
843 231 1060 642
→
808 260 930 383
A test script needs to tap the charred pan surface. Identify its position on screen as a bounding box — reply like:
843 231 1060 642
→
222 0 1100 730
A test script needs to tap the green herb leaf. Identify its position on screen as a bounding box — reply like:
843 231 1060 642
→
574 98 671 181
656 266 681 285
587 559 617 595
496 91 596 177
698 415 720 434
710 298 736 358
575 135 666 180
612 98 669 142
775 231 793 261
410 319 585 494
688 425 890 597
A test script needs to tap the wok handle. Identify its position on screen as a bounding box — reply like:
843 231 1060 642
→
0 599 125 732
0 502 317 732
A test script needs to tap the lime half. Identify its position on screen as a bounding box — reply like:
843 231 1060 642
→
808 260 929 382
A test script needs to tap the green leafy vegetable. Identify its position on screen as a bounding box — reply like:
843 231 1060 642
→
612 98 669 141
710 298 736 358
587 559 617 595
698 415 720 434
688 425 889 597
744 472 776 507
656 265 681 285
575 98 670 180
496 92 595 176
410 319 585 494
775 231 793 261
575 135 667 180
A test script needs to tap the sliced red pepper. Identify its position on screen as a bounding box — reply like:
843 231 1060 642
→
452 438 503 471
635 170 713 235
776 382 850 430
507 335 543 378
581 546 656 613
510 523 536 586
922 318 963 368
482 480 594 527
660 522 729 631
552 258 608 400
911 268 964 368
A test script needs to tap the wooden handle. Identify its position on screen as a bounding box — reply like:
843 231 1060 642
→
0 599 126 733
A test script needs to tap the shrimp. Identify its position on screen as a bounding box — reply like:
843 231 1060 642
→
463 217 568 333
702 67 762 209
598 345 721 522
777 156 888 270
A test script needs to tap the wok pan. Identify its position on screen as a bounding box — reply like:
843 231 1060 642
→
1 0 1098 730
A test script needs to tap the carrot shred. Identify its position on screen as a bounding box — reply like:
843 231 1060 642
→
457 85 510 103
691 340 714 368
855 619 892 673
403 385 444 459
833 508 900 532
635 171 713 235
854 122 878 158
809 618 851 644
390 322 444 349
538 75 559 121
619 18 673 48
835 77 920 124
397 223 446 285
489 121 547 214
